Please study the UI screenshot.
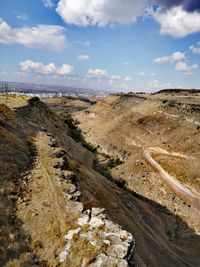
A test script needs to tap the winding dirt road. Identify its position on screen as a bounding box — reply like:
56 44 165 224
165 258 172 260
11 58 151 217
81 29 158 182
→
144 147 200 210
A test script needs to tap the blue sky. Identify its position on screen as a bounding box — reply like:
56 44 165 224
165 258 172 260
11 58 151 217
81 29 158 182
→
0 0 200 92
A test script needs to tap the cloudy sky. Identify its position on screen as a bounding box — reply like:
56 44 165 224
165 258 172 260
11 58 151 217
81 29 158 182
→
0 0 200 92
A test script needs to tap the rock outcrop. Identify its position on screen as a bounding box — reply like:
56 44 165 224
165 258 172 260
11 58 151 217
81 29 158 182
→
51 138 134 266
59 207 134 266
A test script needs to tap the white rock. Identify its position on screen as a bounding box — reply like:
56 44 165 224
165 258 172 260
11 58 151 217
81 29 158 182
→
103 240 111 246
65 184 77 194
78 213 90 226
67 201 83 213
61 170 76 180
106 244 129 259
88 253 108 267
60 205 133 266
72 190 81 199
106 257 128 267
91 207 105 217
59 242 71 262
90 240 98 246
89 217 105 229
64 227 81 240
80 230 93 239
65 193 72 201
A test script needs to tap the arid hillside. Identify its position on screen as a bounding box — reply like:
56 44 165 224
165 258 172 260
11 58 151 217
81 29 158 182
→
1 94 200 267
0 98 42 263
74 92 200 232
0 96 134 266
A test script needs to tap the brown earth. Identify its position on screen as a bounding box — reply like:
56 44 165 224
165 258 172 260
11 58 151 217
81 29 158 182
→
16 132 80 266
74 93 200 233
45 93 200 266
1 94 200 267
0 102 36 266
43 97 95 114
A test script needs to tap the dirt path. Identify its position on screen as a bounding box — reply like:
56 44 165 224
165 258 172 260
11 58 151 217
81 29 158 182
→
16 132 80 266
144 147 200 210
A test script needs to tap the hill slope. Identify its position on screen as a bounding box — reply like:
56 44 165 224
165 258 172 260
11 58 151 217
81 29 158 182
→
1 95 200 267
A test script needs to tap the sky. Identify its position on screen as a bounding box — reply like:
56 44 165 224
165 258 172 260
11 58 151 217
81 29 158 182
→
0 0 200 92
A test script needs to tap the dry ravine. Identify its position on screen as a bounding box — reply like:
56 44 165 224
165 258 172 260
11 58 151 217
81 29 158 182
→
1 95 200 267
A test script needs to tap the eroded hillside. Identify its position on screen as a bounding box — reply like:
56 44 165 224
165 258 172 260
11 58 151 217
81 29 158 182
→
0 96 134 266
45 93 200 266
74 93 200 233
1 94 200 267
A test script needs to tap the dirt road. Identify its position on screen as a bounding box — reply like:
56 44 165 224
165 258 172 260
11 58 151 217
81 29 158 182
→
144 147 200 210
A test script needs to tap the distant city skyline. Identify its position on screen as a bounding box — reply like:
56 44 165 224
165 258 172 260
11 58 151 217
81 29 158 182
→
0 0 200 92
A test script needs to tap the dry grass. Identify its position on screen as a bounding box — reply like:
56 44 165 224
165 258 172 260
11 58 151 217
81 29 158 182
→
74 92 200 232
0 94 29 109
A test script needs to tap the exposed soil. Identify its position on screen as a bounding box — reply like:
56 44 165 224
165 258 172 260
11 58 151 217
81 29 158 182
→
1 94 200 267
16 132 78 266
74 93 200 234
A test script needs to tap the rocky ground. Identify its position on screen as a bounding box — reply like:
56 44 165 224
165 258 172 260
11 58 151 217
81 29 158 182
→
0 96 133 267
1 94 200 267
74 92 200 234
45 93 200 267
17 131 133 266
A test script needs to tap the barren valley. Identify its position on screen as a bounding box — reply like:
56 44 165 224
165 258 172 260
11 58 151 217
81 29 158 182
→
1 91 200 267
74 92 200 231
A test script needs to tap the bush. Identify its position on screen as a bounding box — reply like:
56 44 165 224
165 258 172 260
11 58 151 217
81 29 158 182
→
82 142 97 153
58 112 83 142
59 112 79 129
58 111 99 151
107 157 123 169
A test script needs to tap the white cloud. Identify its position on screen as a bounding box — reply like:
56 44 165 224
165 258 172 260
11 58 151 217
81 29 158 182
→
43 0 54 8
175 61 198 75
153 51 186 63
154 6 200 38
56 0 147 27
153 56 168 64
189 42 200 55
150 72 155 76
109 80 114 85
110 75 121 80
16 14 28 20
77 54 91 61
0 19 66 52
74 40 91 47
139 72 145 76
124 76 132 81
171 51 186 61
148 80 172 89
109 75 121 85
87 68 108 78
84 40 91 47
124 62 130 65
87 69 133 86
20 60 74 75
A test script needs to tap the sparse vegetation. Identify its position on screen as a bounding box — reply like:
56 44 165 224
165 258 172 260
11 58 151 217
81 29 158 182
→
58 112 124 169
58 111 99 152
58 111 80 128
58 112 83 142
82 142 98 153
107 157 123 169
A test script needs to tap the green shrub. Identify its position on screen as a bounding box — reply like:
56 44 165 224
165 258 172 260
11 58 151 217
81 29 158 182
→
107 157 123 169
82 142 97 153
58 111 99 151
